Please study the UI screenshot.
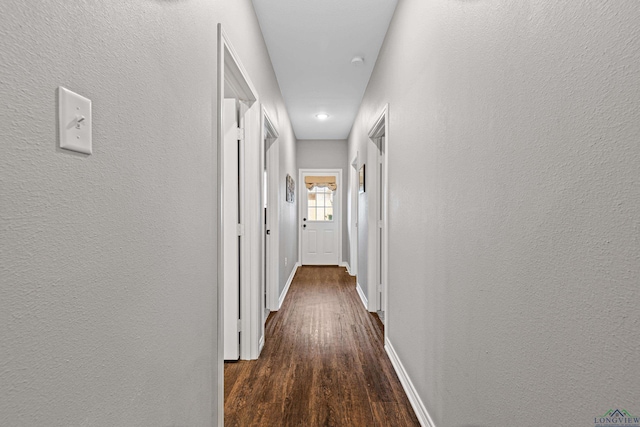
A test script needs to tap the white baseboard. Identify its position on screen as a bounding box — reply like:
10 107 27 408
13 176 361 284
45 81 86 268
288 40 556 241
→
339 261 354 275
258 334 265 355
278 262 300 309
385 338 436 427
356 282 368 309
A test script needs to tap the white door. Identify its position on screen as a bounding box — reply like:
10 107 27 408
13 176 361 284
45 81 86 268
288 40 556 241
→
300 170 341 265
266 141 279 310
223 98 240 360
263 165 268 321
263 124 277 315
377 136 385 314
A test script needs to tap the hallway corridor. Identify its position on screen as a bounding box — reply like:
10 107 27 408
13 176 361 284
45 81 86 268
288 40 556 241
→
224 266 419 426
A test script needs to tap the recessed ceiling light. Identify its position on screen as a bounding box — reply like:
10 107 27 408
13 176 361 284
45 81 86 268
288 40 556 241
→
351 56 365 66
316 113 329 120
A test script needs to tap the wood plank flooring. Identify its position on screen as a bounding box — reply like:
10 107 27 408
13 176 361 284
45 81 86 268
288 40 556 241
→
224 266 420 427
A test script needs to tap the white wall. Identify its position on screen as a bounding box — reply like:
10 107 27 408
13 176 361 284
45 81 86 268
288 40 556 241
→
349 1 640 426
0 0 295 425
0 2 216 424
296 139 349 264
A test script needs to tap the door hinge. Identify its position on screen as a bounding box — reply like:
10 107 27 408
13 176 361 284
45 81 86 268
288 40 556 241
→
378 220 383 228
237 319 242 332
377 284 382 292
237 224 244 236
237 127 244 141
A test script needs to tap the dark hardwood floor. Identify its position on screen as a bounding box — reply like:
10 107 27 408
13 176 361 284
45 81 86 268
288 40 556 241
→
224 266 420 426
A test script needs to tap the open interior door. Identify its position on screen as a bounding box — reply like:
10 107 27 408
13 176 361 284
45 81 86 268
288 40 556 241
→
223 98 240 360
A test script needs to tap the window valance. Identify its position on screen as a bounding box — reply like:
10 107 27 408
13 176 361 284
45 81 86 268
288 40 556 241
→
304 175 337 191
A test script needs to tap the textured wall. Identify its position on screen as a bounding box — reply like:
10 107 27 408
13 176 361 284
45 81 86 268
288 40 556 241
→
349 0 640 426
296 139 349 264
278 139 299 295
0 1 217 425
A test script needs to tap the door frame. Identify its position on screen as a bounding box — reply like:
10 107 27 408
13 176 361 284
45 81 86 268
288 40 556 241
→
259 106 279 352
246 105 278 360
349 154 359 276
367 105 389 323
216 24 259 424
298 168 343 266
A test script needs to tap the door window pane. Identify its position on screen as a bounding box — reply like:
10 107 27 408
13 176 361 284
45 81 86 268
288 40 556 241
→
307 185 334 221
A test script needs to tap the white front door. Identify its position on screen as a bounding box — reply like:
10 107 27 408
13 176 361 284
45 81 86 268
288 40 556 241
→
300 170 341 265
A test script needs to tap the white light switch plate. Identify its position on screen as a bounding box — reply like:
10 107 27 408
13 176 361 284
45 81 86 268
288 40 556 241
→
59 86 92 154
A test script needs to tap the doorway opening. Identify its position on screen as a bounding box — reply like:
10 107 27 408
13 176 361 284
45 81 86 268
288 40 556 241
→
367 105 388 327
261 108 279 352
217 24 260 425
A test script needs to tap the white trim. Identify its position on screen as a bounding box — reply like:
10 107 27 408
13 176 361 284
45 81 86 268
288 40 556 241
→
258 106 279 360
339 261 353 275
381 106 389 338
367 104 389 332
263 107 279 139
365 143 377 313
368 106 387 139
278 262 300 309
385 338 436 427
356 282 368 309
216 25 224 427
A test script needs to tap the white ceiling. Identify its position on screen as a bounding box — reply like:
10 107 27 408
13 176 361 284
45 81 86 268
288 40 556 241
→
252 0 398 140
